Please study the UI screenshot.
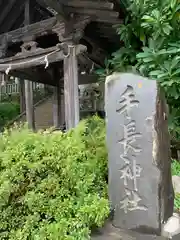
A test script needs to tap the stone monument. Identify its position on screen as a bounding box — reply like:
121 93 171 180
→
105 73 174 236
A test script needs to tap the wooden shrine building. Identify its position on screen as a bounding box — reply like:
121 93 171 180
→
0 0 124 131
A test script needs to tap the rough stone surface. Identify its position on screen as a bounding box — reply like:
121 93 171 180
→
172 175 180 194
105 73 174 235
162 213 180 238
91 221 166 240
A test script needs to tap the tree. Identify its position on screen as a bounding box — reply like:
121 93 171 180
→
97 0 180 143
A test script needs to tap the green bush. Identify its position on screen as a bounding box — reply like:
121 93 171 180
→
171 160 180 210
0 102 20 128
0 116 109 240
171 160 180 176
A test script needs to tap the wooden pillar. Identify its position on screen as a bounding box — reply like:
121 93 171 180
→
24 0 35 130
25 80 35 131
53 84 61 128
19 79 25 113
64 44 79 130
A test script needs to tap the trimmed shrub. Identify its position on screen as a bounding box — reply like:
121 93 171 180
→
0 102 20 128
0 116 109 240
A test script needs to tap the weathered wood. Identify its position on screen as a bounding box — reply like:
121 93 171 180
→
19 79 26 113
0 15 91 45
0 44 86 72
65 7 119 19
83 36 108 66
8 69 97 86
52 67 62 128
24 0 35 132
64 44 79 129
40 0 68 22
0 0 25 33
24 0 34 26
93 16 122 24
55 15 90 42
0 17 59 43
64 0 114 10
25 79 35 130
11 68 56 86
38 0 119 23
53 84 61 128
0 0 17 26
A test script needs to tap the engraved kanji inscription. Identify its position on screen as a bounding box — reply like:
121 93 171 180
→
116 85 139 118
118 120 142 155
120 155 142 191
120 189 147 214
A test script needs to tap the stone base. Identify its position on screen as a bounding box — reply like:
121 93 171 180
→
91 221 180 239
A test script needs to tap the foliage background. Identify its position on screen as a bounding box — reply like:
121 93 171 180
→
0 102 20 128
96 0 180 142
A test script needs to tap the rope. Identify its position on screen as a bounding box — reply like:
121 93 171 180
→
0 48 60 75
0 42 76 75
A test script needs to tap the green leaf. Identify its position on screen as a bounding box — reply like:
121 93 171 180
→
143 57 154 63
172 68 180 76
151 10 160 19
136 52 151 58
162 24 172 35
171 0 177 9
142 15 155 22
141 22 149 29
158 73 169 79
149 70 163 76
95 69 105 75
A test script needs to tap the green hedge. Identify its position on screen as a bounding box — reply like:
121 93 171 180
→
0 102 20 128
0 116 109 239
172 160 180 211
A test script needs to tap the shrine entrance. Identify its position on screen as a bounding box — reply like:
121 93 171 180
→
0 0 122 131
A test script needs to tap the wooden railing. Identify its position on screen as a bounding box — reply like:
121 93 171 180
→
0 82 44 100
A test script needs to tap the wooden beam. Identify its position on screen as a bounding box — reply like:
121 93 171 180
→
0 0 25 33
0 15 90 45
64 1 114 10
0 17 59 43
64 44 79 129
0 0 17 26
64 7 121 24
7 70 98 86
11 68 56 86
65 7 119 19
83 36 108 66
0 44 86 72
41 0 68 22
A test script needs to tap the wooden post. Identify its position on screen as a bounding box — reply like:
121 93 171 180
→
25 80 35 130
64 44 79 130
19 79 25 113
24 0 35 131
53 84 61 128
